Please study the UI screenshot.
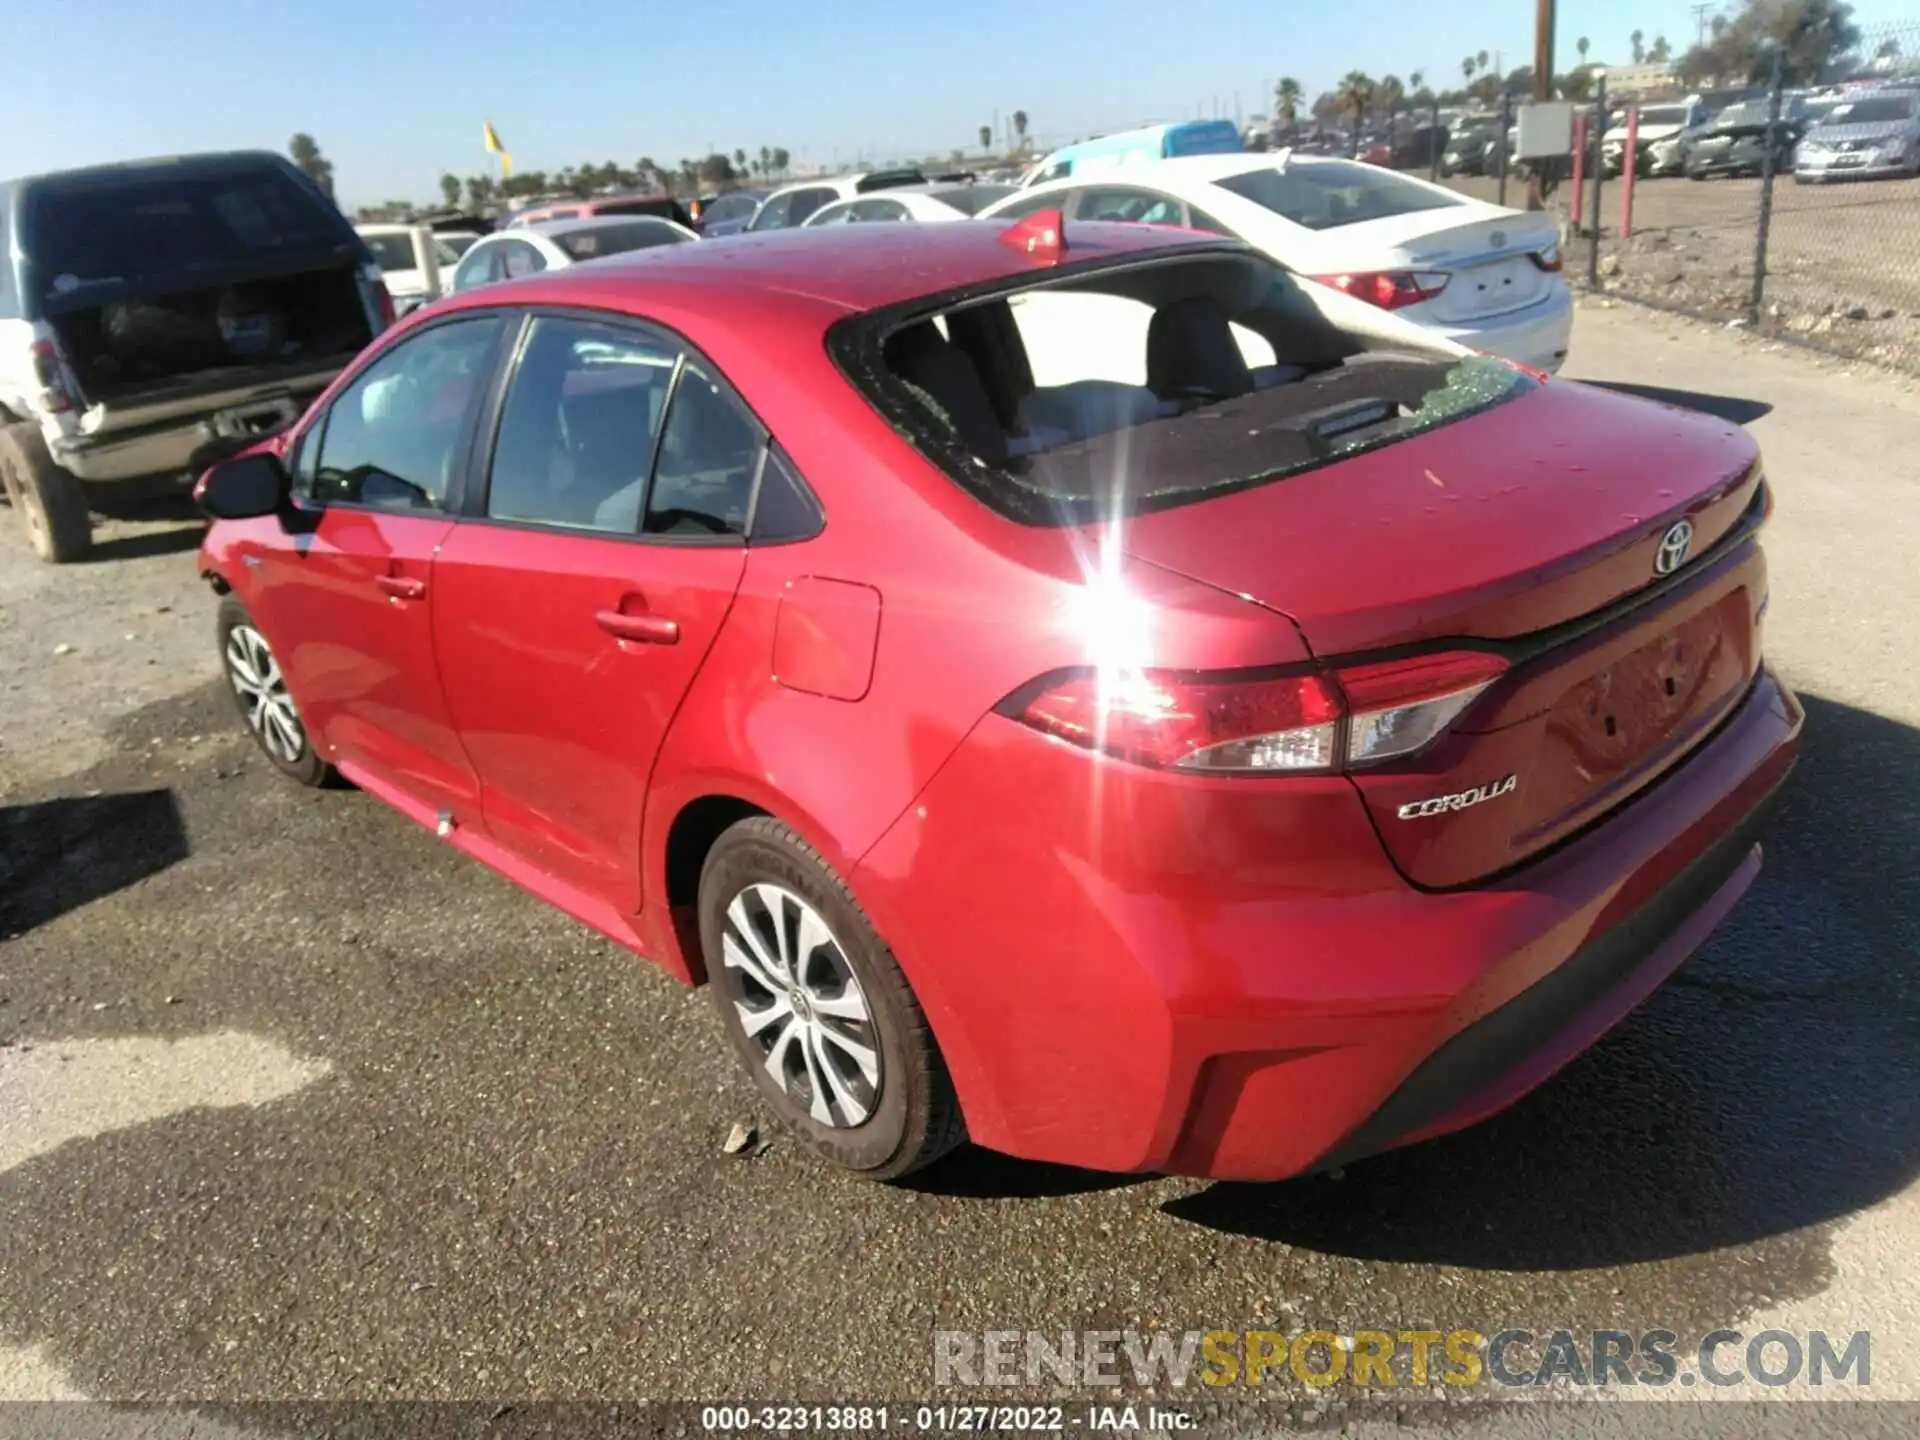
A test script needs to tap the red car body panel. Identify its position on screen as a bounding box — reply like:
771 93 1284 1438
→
199 222 1802 1179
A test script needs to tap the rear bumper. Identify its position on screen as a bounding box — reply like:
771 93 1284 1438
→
49 368 342 483
1430 284 1574 375
853 665 1801 1180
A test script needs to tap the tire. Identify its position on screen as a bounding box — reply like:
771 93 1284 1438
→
216 598 333 787
700 816 964 1180
0 422 91 563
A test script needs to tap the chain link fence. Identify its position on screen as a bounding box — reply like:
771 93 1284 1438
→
1439 20 1920 373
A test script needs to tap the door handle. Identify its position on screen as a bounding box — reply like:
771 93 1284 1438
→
595 609 679 645
376 575 427 601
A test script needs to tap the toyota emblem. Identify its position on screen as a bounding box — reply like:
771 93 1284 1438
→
1489 230 1507 248
1654 519 1695 576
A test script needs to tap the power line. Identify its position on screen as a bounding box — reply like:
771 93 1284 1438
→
1691 3 1713 48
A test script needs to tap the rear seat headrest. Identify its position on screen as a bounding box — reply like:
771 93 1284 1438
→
1146 296 1254 402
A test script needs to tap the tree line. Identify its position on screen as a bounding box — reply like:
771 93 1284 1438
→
440 151 794 212
1268 0 1869 135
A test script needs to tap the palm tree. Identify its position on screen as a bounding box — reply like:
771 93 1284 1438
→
1476 49 1489 74
733 148 747 177
1409 69 1425 95
771 147 790 176
978 124 993 151
1577 36 1591 66
1649 35 1672 65
1274 76 1303 129
1338 70 1374 155
1012 109 1029 146
1461 55 1476 85
1631 29 1645 64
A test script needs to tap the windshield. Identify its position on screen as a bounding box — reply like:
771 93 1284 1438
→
24 163 345 297
1634 106 1692 128
1823 95 1917 125
551 221 691 260
1215 161 1461 231
1712 105 1772 129
837 251 1532 526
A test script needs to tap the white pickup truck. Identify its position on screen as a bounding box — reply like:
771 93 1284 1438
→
0 151 389 562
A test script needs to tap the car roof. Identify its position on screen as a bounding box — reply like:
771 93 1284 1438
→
356 222 415 235
438 219 1227 314
522 214 686 237
1 148 298 190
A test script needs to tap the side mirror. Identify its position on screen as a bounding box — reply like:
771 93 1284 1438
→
195 452 290 520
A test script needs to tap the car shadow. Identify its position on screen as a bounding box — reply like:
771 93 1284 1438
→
1159 691 1918 1269
0 789 191 938
80 493 205 565
903 1144 1144 1200
1589 382 1774 426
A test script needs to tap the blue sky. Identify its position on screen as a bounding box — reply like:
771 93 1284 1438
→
6 0 1916 207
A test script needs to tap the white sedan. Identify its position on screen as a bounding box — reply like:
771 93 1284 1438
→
447 215 699 294
801 183 1016 227
979 152 1572 372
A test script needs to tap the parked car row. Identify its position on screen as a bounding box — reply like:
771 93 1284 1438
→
1 142 1576 566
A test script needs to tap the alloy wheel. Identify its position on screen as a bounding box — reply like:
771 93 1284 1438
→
225 623 306 764
721 882 882 1127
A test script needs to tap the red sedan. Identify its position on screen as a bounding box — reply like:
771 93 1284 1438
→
196 214 1800 1182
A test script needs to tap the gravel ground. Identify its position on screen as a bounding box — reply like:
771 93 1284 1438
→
1443 171 1920 371
0 303 1916 1436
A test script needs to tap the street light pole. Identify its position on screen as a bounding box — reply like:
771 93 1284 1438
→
1528 0 1556 210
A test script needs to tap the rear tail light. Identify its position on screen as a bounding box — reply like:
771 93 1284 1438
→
374 279 397 330
29 339 74 413
1010 650 1508 775
1312 270 1451 311
1530 241 1564 272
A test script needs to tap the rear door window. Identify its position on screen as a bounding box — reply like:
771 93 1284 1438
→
784 188 837 226
501 240 547 278
1214 160 1462 231
1075 188 1186 226
452 244 502 292
645 364 762 537
850 198 910 223
485 317 678 533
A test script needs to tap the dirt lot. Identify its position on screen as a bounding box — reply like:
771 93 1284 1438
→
1 303 1918 1436
1445 170 1920 370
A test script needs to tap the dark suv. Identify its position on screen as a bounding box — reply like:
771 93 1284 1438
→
0 152 387 562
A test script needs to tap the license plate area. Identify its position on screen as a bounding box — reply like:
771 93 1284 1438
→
1545 594 1750 780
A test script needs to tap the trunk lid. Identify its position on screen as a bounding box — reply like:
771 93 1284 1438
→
1122 377 1767 887
1358 210 1561 323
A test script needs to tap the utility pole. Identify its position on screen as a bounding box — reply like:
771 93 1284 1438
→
1527 0 1554 210
1691 3 1712 47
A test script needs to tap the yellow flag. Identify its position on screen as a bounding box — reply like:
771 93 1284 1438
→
483 120 513 176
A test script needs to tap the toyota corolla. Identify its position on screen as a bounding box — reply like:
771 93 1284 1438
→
195 215 1800 1183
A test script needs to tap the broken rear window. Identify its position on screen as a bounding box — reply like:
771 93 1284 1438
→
833 250 1535 526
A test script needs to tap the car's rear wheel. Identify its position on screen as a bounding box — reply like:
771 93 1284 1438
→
0 423 91 564
217 598 332 787
700 816 964 1180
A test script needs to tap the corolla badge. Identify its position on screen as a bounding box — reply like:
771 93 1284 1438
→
1654 518 1695 576
1397 775 1518 820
